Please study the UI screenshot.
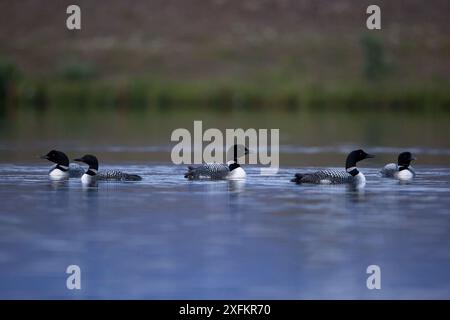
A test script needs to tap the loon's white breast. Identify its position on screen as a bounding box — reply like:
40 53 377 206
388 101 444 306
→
226 166 246 180
81 173 95 184
49 167 69 180
395 169 414 181
353 172 366 188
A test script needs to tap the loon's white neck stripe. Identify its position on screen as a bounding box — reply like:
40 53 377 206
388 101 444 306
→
89 168 98 174
346 166 357 173
58 165 69 170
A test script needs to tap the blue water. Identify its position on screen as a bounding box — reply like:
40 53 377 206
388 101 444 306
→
0 160 449 299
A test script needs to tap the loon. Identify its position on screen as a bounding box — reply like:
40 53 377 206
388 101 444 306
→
291 149 375 187
74 154 142 183
184 144 249 180
380 151 416 181
40 150 84 180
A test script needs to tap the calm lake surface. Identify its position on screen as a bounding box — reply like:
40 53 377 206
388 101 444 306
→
0 108 449 299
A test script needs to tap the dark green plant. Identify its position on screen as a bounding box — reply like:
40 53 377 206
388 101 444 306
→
59 61 96 81
360 34 389 81
0 57 20 105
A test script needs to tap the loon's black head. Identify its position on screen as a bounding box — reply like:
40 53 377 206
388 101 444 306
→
398 152 415 167
74 154 99 171
345 149 375 169
40 150 69 166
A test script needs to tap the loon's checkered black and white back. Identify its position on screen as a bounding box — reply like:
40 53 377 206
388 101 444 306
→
184 163 230 180
74 154 142 182
68 164 85 177
291 149 375 185
380 163 398 177
184 144 249 180
293 169 353 184
97 169 142 181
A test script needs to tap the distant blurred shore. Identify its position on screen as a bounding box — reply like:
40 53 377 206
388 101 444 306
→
1 75 450 111
1 0 449 110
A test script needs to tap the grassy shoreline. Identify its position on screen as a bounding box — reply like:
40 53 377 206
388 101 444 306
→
3 78 449 112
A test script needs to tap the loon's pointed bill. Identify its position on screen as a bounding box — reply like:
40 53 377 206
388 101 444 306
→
291 149 374 187
75 154 142 182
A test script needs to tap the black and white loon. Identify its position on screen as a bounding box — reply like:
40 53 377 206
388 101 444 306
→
74 154 142 183
184 144 249 180
291 149 375 187
380 151 416 181
40 150 84 180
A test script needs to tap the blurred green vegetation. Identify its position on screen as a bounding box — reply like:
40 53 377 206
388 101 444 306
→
10 78 449 112
0 57 20 106
1 50 449 112
2 1 449 113
58 60 97 81
360 34 390 81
